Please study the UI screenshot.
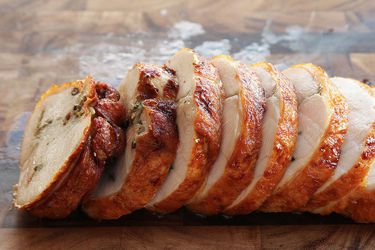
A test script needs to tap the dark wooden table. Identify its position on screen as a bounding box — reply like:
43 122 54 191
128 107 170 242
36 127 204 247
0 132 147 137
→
1 0 375 249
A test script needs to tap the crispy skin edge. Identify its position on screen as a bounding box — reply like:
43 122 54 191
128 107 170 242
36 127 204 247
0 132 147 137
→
304 81 375 214
82 100 178 220
186 62 266 215
15 79 126 219
304 125 375 214
328 84 375 222
224 62 298 215
147 52 224 214
260 64 349 212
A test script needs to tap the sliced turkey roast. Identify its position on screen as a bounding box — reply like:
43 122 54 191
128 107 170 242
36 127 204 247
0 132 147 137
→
260 64 349 212
225 62 298 215
14 77 126 219
146 48 224 213
303 78 375 214
82 63 179 219
319 79 375 222
186 56 266 215
337 161 375 223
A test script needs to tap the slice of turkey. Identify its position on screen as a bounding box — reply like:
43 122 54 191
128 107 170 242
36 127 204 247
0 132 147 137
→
83 63 178 219
337 161 375 223
146 48 224 214
186 56 266 215
260 64 348 212
303 78 375 214
14 77 126 218
323 81 375 223
225 62 298 215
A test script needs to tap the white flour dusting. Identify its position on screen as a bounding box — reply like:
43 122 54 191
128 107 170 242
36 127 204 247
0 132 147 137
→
58 43 147 86
58 20 207 86
262 22 305 49
233 43 270 64
194 39 232 58
56 19 312 85
168 21 205 40
160 9 168 16
233 20 306 64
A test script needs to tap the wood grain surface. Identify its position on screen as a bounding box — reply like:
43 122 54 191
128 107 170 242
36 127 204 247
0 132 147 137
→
1 0 375 249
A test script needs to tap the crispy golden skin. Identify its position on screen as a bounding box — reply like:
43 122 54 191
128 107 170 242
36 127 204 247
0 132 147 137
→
15 78 126 219
224 62 298 215
83 64 179 219
83 100 178 219
343 189 375 223
147 51 224 213
260 64 349 212
304 82 375 215
187 61 266 215
336 174 375 223
334 82 375 222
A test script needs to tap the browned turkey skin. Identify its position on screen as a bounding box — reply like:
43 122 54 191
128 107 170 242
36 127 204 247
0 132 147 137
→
82 63 179 220
27 81 126 219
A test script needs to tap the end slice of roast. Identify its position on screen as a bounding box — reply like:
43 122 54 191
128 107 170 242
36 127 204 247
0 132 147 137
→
225 62 298 215
82 63 179 219
14 77 126 218
186 55 266 215
146 48 224 213
260 64 348 212
303 77 375 214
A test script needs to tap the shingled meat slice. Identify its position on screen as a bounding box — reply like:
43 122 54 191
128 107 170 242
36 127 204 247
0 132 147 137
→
14 77 126 219
83 64 178 219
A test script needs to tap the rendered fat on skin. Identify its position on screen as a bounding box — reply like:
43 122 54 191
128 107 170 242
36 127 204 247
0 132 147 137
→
146 49 224 214
82 64 178 219
304 78 375 214
14 77 126 219
337 161 375 223
260 64 348 212
320 80 375 222
186 56 266 215
224 62 298 215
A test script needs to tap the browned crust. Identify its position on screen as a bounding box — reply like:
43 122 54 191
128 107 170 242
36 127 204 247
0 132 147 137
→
82 63 178 220
82 100 178 219
16 80 126 218
148 52 224 213
187 62 266 215
224 62 298 215
260 64 349 212
335 183 375 223
304 123 375 214
162 65 178 100
135 63 177 101
345 189 375 223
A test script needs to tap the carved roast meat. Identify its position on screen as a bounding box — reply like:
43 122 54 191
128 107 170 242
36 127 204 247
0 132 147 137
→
303 78 375 214
13 48 375 224
320 79 375 222
187 55 266 215
83 63 179 219
225 62 298 215
14 77 126 219
260 64 349 212
146 48 224 213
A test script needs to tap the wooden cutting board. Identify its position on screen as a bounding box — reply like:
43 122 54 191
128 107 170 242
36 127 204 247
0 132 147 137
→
1 0 375 249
